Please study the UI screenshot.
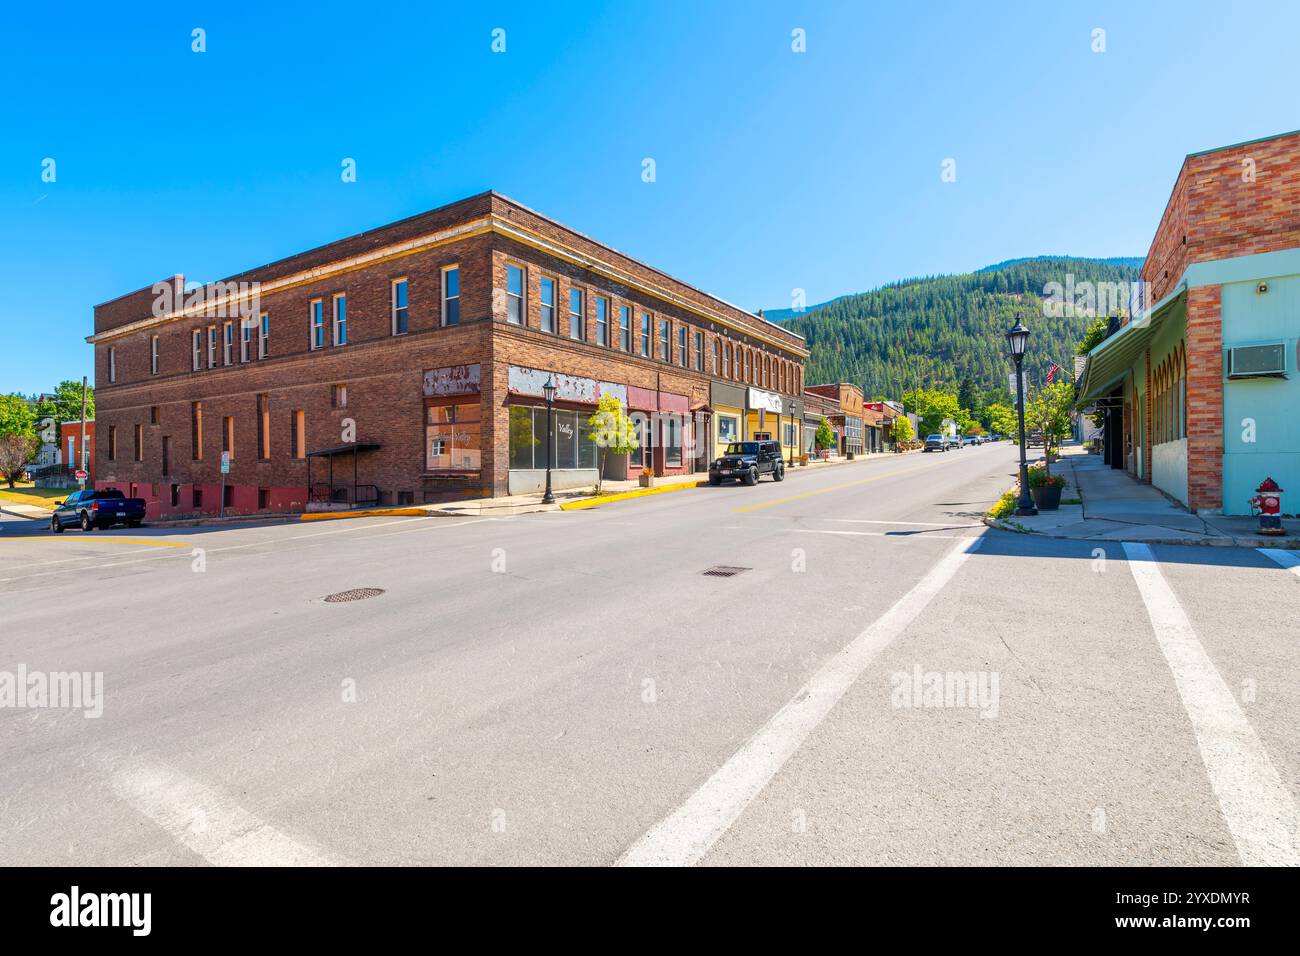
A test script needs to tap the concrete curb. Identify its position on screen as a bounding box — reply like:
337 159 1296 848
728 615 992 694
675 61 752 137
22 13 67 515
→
981 516 1300 550
0 505 47 521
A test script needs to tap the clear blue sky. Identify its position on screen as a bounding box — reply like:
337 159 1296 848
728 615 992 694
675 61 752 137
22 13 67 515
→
3 0 1298 394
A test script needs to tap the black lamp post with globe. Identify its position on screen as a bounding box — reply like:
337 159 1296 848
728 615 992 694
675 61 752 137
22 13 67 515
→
1005 317 1038 517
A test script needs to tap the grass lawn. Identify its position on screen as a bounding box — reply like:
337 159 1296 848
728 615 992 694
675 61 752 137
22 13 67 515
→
0 485 69 509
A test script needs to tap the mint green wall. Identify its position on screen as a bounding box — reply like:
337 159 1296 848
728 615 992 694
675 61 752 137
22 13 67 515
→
1221 271 1300 515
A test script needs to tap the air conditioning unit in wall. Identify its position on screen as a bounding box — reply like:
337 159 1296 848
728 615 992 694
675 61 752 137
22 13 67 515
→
1226 343 1287 378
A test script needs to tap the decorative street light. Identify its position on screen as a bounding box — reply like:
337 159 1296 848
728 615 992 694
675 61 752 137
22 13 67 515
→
541 376 557 505
1005 316 1037 516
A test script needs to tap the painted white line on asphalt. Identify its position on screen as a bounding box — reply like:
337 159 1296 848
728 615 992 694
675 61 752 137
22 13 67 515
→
790 528 966 539
1122 542 1300 867
754 516 980 528
113 761 336 866
618 534 985 867
1258 548 1300 578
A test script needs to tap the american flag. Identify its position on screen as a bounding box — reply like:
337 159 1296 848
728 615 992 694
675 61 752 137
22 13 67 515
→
1046 361 1063 383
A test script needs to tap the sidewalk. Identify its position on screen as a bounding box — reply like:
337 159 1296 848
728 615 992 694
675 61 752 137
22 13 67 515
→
987 446 1300 548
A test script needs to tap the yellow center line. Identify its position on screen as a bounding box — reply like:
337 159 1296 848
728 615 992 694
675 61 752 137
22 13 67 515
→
734 469 912 513
0 536 188 548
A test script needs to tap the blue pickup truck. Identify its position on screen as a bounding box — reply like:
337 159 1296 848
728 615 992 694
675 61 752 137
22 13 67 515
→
50 489 147 533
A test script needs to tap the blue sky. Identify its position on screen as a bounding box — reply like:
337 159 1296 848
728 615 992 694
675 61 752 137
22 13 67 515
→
3 0 1298 394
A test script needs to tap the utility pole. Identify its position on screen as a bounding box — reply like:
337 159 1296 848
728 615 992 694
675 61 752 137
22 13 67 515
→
79 376 88 489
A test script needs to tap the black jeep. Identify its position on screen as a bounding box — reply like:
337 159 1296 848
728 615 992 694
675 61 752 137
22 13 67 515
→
709 440 786 486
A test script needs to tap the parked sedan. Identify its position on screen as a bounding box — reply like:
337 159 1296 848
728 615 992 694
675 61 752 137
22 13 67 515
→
50 489 147 533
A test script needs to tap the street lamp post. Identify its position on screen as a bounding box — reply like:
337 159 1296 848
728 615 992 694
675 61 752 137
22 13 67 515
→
541 376 557 505
1005 317 1037 516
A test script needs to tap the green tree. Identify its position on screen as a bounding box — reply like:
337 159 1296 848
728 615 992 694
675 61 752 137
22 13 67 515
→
986 402 1017 438
890 414 914 444
1026 380 1076 480
0 394 36 439
33 380 93 425
957 377 978 417
814 417 835 451
1075 316 1109 355
585 395 639 493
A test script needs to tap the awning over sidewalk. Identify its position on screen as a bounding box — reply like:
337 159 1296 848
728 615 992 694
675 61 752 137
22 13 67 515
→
1077 286 1185 403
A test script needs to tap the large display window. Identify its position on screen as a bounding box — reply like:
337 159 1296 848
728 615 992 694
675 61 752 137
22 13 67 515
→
426 402 481 471
508 406 598 470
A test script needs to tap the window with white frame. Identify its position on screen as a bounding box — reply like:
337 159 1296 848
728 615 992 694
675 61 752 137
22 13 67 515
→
442 266 459 326
151 335 160 374
310 300 324 349
620 305 632 351
595 296 609 345
332 294 347 346
108 347 117 383
259 312 269 358
223 321 233 365
240 319 252 362
569 288 584 340
506 265 525 325
539 277 556 333
392 279 408 334
694 331 703 371
659 319 670 361
640 312 651 357
192 330 202 370
678 327 687 367
207 326 217 368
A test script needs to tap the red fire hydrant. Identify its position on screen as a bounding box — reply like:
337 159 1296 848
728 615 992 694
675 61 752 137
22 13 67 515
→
1249 477 1285 536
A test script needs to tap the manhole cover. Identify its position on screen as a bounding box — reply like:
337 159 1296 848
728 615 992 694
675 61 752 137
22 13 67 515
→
702 566 750 578
323 587 385 603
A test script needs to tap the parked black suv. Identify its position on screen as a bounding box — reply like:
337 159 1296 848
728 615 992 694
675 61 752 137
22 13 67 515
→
709 440 785 485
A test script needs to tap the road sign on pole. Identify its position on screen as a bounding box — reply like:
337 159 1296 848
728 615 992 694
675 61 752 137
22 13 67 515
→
220 452 230 474
74 469 88 482
1008 371 1029 397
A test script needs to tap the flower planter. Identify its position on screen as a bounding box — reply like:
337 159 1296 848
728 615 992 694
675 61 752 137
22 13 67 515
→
638 473 655 488
1030 484 1063 511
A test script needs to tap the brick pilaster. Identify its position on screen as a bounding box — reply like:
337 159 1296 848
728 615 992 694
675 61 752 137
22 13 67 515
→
1185 286 1223 512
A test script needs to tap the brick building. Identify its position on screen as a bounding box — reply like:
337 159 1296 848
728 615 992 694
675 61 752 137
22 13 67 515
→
1079 129 1300 514
804 383 866 457
89 192 808 517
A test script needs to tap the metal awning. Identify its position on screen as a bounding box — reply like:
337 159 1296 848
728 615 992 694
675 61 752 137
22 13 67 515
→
306 441 382 458
1077 286 1186 403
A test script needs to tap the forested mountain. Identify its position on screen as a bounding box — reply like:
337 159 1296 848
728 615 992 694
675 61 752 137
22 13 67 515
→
776 257 1140 401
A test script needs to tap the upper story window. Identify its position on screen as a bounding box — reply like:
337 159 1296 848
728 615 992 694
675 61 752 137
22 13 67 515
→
723 342 731 378
108 347 117 383
619 306 632 351
240 319 252 362
207 326 217 369
678 327 688 367
310 300 324 349
392 279 408 335
539 277 556 333
569 288 584 340
506 265 525 325
442 266 460 326
713 340 720 375
659 319 670 362
694 331 703 371
151 335 160 375
192 330 202 371
332 294 347 346
640 313 651 357
223 321 234 365
595 296 609 345
259 313 269 358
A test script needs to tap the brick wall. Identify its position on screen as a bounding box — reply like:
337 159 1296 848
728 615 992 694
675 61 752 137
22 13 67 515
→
1185 285 1224 511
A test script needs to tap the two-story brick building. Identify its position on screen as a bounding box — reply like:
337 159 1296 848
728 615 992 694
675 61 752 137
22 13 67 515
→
89 192 808 516
1078 129 1300 514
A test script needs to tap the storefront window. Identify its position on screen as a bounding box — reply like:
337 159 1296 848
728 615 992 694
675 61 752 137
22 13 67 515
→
665 417 682 467
426 402 482 471
718 415 738 444
508 406 598 470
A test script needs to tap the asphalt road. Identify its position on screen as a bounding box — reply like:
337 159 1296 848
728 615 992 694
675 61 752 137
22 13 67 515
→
1 443 1297 866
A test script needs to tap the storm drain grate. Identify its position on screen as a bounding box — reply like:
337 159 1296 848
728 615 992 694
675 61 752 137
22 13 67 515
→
701 566 750 578
323 587 386 604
